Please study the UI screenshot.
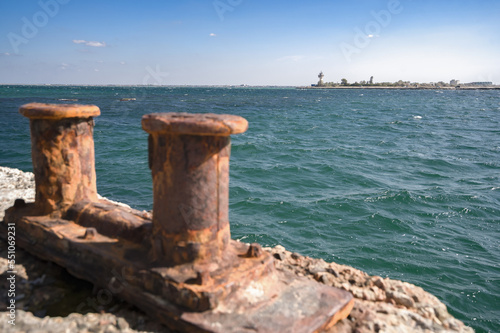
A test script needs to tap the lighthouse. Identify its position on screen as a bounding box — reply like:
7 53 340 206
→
317 71 325 86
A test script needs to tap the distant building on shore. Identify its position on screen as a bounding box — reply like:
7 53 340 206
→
317 71 325 87
465 81 493 86
450 79 460 86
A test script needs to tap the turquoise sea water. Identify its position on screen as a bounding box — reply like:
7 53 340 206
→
1 85 499 332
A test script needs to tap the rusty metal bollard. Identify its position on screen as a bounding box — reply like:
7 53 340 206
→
142 113 248 265
4 106 354 332
19 103 100 216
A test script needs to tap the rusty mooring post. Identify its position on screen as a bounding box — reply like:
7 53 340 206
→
4 106 354 332
19 103 100 216
142 113 248 265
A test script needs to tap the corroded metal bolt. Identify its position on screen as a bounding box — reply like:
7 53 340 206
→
245 243 263 258
142 113 248 265
19 103 100 215
82 227 97 240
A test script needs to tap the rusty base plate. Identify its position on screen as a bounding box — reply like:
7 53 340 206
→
2 204 353 333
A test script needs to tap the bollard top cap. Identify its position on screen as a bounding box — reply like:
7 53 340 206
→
19 103 100 119
142 113 248 136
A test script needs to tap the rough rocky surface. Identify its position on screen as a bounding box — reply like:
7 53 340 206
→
0 167 473 332
267 247 473 333
0 167 35 222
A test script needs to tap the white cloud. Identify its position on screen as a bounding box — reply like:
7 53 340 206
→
209 33 216 37
276 55 305 63
73 40 107 47
0 52 22 57
87 41 106 47
120 61 126 65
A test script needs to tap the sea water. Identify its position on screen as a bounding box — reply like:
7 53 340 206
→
0 85 499 332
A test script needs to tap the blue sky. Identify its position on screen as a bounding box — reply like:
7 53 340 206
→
1 0 499 85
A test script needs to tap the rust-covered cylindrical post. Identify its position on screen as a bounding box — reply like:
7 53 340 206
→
142 113 248 265
19 103 100 216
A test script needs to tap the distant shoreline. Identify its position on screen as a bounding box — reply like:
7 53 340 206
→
298 86 500 90
1 84 499 90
